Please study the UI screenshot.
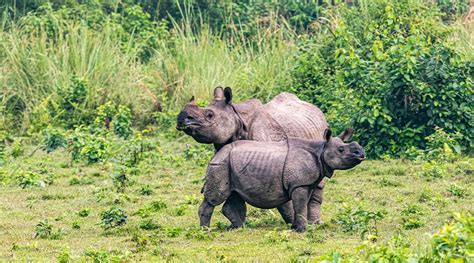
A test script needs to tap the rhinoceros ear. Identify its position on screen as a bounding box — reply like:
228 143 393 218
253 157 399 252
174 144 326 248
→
224 87 232 104
338 128 353 142
323 128 332 141
189 96 196 103
214 86 224 100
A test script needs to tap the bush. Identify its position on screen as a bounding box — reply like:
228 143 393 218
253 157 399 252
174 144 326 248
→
332 203 385 239
67 127 109 164
100 206 128 230
16 171 52 188
41 127 67 153
291 0 473 158
95 102 133 139
34 219 62 239
401 204 425 230
431 212 473 261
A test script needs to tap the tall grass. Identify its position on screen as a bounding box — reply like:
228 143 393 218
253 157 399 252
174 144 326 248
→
0 7 298 131
0 18 147 130
151 14 297 108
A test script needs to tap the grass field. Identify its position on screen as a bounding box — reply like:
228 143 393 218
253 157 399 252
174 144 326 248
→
0 131 472 261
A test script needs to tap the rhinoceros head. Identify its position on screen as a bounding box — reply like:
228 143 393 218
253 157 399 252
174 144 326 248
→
322 128 365 170
176 87 241 145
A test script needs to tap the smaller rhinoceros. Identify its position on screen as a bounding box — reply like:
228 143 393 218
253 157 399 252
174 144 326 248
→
199 128 365 232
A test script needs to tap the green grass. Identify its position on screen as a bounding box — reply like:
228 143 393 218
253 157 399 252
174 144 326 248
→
0 133 472 261
0 12 296 131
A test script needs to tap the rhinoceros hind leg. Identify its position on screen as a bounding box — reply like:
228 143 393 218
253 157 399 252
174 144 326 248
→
277 201 294 224
222 192 246 229
199 198 215 228
291 186 310 233
307 181 325 225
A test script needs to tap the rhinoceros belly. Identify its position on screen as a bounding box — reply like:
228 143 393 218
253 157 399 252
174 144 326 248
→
229 141 289 208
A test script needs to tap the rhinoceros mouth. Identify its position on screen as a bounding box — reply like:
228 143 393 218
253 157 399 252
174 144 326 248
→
176 121 202 131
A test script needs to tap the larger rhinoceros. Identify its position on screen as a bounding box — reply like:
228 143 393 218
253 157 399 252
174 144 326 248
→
176 87 329 224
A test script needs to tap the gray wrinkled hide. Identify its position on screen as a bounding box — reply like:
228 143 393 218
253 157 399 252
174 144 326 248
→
239 93 328 142
203 139 327 208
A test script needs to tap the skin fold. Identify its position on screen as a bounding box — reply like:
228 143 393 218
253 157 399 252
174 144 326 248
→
177 87 329 225
199 128 365 232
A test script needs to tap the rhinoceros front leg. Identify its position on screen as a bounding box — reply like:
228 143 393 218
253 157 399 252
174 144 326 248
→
291 186 311 232
307 180 325 225
277 201 294 224
199 198 215 228
222 192 247 229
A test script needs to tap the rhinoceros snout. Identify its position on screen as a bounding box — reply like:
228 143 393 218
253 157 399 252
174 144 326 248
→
176 111 189 130
353 148 366 160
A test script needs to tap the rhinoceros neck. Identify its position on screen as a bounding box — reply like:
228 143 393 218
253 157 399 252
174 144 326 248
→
288 138 334 179
212 100 262 152
231 99 263 132
320 143 334 178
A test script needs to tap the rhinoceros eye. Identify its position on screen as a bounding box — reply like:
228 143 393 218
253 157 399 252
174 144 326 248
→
205 110 214 120
338 146 344 154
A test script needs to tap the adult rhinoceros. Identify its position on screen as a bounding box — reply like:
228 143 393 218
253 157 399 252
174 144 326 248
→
176 87 328 225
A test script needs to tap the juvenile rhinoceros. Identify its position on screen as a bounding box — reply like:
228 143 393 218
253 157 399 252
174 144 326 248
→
199 128 365 232
176 87 328 224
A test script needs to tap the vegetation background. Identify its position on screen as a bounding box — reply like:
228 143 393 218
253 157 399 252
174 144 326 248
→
0 0 472 261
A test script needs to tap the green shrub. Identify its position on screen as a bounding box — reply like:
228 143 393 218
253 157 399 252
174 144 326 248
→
401 204 425 230
34 219 53 239
100 206 128 230
332 203 385 239
94 102 133 139
16 171 51 188
58 246 70 263
34 219 62 239
67 128 109 164
446 184 469 199
139 219 160 231
137 185 153 196
134 200 167 218
52 76 91 129
41 127 67 153
291 0 473 157
9 138 24 158
418 161 445 180
431 212 473 261
164 227 183 238
78 208 91 217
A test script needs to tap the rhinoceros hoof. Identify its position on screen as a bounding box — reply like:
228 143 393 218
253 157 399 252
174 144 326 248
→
227 224 243 230
291 224 306 233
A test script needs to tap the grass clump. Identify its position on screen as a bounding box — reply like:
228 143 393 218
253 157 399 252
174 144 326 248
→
100 206 128 230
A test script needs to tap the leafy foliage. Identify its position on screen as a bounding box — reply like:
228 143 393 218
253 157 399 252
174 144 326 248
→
332 203 385 239
292 0 473 157
16 171 51 188
100 206 128 230
95 102 133 139
35 219 61 239
67 127 109 164
41 127 67 153
431 212 473 261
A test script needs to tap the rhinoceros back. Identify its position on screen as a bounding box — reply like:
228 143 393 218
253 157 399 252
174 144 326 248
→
247 92 328 142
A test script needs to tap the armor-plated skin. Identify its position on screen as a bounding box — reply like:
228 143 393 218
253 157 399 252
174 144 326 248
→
177 87 329 224
199 128 365 232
